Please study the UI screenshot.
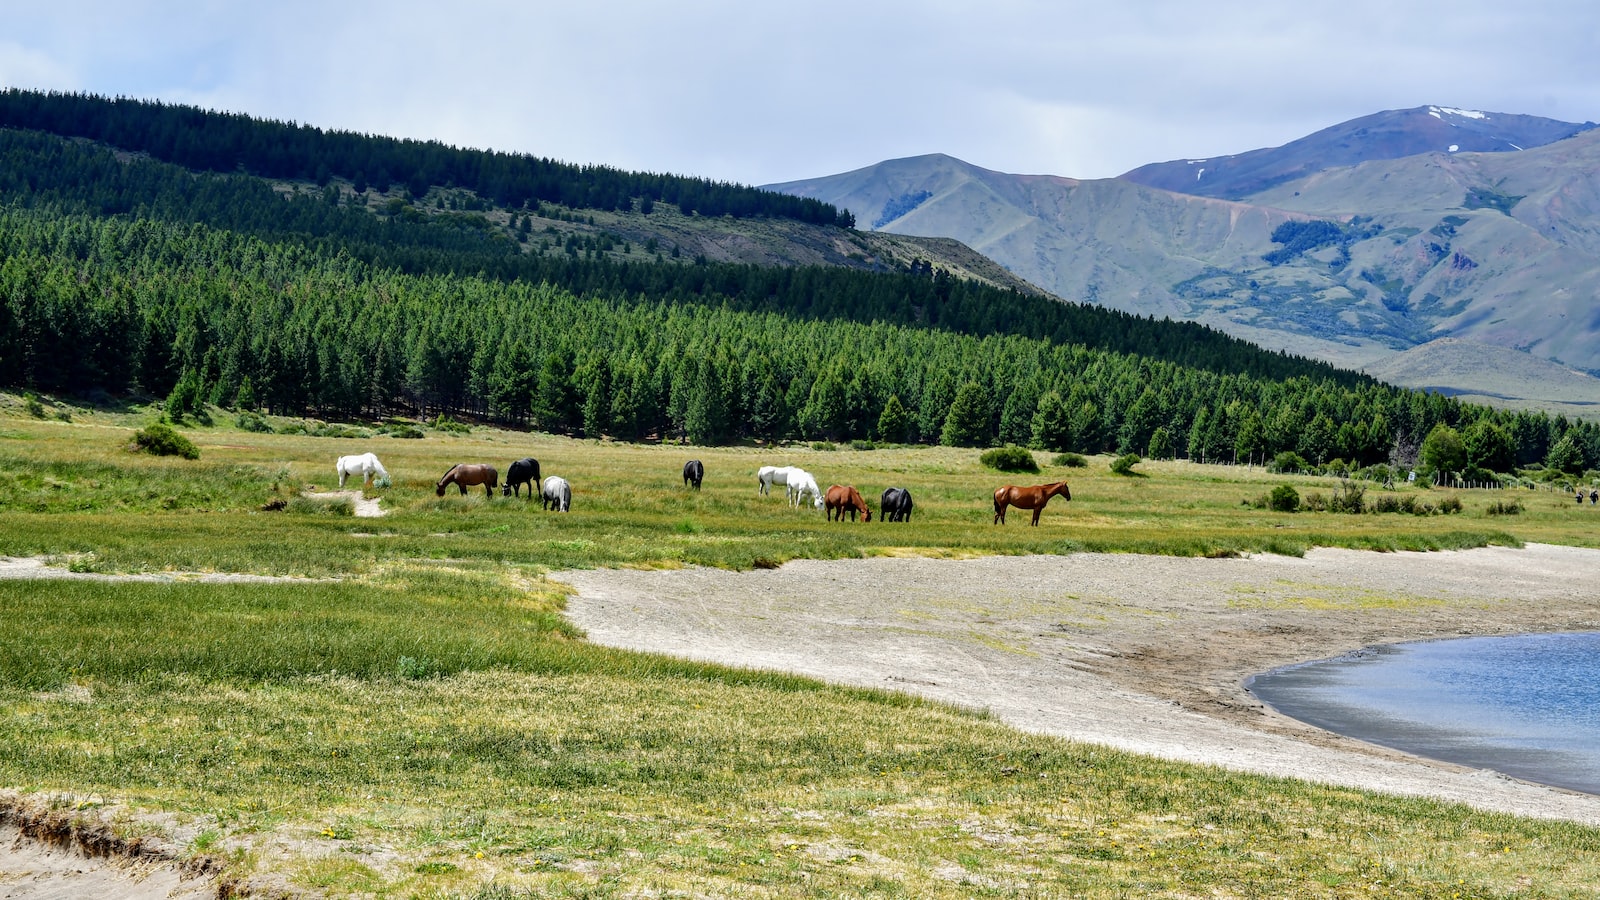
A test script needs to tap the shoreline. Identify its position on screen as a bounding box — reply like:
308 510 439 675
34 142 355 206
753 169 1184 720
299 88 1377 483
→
558 543 1600 824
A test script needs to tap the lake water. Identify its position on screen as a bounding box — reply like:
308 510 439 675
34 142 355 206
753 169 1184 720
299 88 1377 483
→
1248 633 1600 796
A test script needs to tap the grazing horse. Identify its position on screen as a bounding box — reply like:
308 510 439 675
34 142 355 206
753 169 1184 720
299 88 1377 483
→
787 469 825 510
825 485 872 522
541 475 572 512
879 487 913 523
502 457 541 498
436 463 499 498
683 459 704 491
993 481 1071 526
757 465 794 496
336 452 388 489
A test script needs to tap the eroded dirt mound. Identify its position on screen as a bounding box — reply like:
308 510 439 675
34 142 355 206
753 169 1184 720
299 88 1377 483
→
0 794 219 899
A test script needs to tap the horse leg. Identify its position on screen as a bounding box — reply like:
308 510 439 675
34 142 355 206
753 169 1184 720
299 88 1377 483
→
994 501 1005 525
1031 507 1042 526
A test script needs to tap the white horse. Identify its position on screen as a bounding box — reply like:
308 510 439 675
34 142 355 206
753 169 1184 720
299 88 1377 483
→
541 475 571 512
757 465 795 496
336 452 389 489
786 468 825 510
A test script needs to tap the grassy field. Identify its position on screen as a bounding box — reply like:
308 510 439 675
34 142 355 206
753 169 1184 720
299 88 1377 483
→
4 399 1600 897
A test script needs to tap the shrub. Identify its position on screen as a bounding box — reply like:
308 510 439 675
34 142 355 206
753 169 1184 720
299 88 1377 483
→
849 439 877 451
1052 452 1088 468
1267 451 1310 474
981 445 1040 473
381 424 425 439
810 441 839 452
1109 453 1142 476
23 393 45 418
1486 499 1523 516
431 414 470 435
235 410 272 433
1268 484 1300 512
1437 495 1463 515
132 422 200 460
1329 480 1366 514
311 423 372 439
1302 491 1327 512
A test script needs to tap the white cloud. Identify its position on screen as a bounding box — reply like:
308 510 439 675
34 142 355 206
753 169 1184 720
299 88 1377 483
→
3 1 1599 184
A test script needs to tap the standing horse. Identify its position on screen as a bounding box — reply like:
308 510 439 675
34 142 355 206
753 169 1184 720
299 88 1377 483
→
993 481 1071 525
787 469 825 510
541 475 572 512
683 459 704 491
757 465 794 496
825 485 872 522
336 452 388 489
502 458 541 498
436 463 499 498
880 487 913 523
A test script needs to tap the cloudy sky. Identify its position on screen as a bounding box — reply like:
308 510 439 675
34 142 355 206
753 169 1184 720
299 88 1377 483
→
4 2 1597 187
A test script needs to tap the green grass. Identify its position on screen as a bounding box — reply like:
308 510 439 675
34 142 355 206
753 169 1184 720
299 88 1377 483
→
4 405 1600 895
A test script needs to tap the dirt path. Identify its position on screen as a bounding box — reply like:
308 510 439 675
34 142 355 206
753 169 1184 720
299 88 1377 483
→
558 543 1600 824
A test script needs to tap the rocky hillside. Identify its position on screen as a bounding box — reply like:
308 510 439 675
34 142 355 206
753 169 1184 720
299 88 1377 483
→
766 109 1600 405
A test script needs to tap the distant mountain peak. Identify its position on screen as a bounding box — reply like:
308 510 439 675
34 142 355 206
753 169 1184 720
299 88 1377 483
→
1120 105 1593 200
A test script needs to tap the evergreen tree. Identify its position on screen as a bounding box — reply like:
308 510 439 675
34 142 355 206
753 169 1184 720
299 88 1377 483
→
1147 425 1174 460
941 381 991 447
1030 390 1073 452
1463 420 1515 473
876 394 910 444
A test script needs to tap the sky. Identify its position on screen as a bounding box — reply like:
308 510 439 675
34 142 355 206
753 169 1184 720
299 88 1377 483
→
4 1 1598 187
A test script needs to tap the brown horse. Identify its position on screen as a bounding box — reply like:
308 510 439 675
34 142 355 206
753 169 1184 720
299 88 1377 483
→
825 484 872 522
436 463 499 498
993 481 1070 525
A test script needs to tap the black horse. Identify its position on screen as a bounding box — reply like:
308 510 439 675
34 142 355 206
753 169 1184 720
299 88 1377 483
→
683 459 704 491
880 487 913 522
502 457 542 498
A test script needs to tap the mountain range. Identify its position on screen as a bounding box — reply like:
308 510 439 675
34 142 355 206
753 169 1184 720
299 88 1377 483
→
766 106 1600 410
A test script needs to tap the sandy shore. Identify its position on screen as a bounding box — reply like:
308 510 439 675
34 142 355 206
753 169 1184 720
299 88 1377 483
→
558 543 1600 824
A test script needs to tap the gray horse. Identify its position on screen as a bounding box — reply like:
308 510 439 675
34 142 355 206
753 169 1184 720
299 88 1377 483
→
541 475 572 512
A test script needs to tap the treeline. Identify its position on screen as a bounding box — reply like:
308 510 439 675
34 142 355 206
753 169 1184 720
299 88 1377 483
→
0 88 854 226
0 127 1359 386
2 209 1595 474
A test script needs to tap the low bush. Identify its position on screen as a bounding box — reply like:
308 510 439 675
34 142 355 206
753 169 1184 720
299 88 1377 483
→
1486 499 1523 516
381 424 425 439
981 445 1040 473
1329 480 1366 514
810 441 838 452
431 414 470 435
1052 452 1088 468
235 410 272 433
23 393 45 418
1109 453 1142 476
131 422 199 460
849 439 877 451
1302 491 1327 512
1268 484 1300 512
